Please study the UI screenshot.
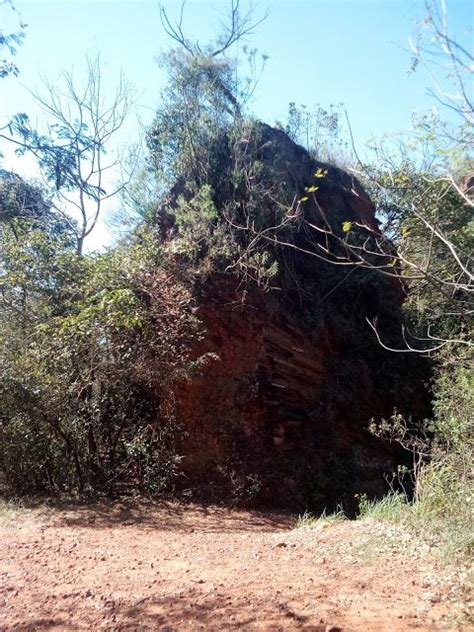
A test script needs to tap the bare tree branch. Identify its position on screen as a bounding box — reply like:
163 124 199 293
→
2 55 134 254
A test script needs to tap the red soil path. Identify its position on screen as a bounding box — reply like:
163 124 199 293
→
0 502 462 631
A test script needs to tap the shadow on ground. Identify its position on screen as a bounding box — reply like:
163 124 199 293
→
49 500 296 533
118 591 330 631
13 592 332 631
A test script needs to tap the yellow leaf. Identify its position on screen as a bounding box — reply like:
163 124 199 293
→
305 185 319 193
314 168 328 178
299 196 309 202
342 221 352 232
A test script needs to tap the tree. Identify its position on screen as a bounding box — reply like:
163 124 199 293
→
147 1 268 189
330 0 474 352
0 186 200 494
1 56 133 254
227 0 473 354
0 171 76 329
0 0 26 153
160 0 268 61
0 0 26 80
285 101 350 165
410 0 473 129
0 169 55 227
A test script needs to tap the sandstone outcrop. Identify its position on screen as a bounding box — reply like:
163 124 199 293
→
154 123 427 510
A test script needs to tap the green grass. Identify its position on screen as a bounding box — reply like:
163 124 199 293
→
409 467 474 560
355 469 473 561
296 507 346 529
357 491 408 521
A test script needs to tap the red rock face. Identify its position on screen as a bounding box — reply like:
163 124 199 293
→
254 123 381 232
175 280 328 470
155 124 427 510
164 277 423 510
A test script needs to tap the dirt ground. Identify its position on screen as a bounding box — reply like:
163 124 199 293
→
0 501 467 631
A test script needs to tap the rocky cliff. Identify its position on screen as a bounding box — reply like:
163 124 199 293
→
153 122 428 511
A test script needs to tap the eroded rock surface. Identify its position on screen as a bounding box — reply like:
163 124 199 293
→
154 123 428 509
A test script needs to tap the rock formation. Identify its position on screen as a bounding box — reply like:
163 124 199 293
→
154 123 428 511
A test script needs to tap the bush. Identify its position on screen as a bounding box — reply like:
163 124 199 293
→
362 353 473 559
0 212 201 497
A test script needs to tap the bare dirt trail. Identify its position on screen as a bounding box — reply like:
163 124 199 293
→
0 502 463 631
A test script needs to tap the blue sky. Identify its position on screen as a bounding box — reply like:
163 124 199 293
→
1 0 472 248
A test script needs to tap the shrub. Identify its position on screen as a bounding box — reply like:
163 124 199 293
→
0 212 201 496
